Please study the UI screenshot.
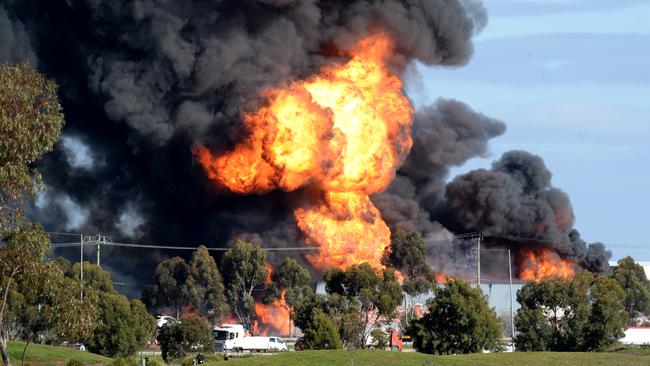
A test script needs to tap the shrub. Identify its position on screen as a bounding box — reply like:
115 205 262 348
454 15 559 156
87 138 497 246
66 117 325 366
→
110 357 138 366
369 328 388 349
408 278 502 354
159 315 215 362
302 310 343 350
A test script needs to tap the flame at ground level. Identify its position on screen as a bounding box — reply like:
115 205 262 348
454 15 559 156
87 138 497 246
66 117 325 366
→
519 248 576 282
254 291 290 336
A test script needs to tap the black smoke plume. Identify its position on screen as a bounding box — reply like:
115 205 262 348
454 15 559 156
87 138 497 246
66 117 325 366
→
0 0 609 295
445 150 611 273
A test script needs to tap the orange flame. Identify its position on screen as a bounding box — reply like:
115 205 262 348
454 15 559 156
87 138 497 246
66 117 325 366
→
254 290 290 336
263 262 273 285
519 248 576 282
435 273 453 284
195 33 413 270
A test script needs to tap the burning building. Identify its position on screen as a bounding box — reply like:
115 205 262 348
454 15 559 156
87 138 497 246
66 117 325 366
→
1 0 610 335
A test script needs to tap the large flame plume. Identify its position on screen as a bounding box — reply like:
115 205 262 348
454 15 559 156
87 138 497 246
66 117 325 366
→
519 248 576 282
195 33 413 270
254 290 291 336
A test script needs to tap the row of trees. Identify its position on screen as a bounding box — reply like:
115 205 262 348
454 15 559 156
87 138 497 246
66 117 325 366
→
1 63 158 365
142 240 314 334
515 271 627 352
142 234 423 352
293 263 403 349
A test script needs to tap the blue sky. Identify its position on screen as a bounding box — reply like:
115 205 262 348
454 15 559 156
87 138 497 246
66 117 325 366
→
411 0 650 261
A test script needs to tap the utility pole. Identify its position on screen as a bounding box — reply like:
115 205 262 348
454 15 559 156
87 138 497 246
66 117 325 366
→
477 232 482 288
508 249 515 340
80 233 84 301
97 238 101 267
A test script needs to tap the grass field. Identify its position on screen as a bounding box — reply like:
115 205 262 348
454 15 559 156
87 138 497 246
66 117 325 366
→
223 349 650 366
8 341 112 365
6 343 650 366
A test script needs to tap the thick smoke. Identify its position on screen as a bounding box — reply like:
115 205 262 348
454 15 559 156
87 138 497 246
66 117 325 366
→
445 150 611 273
1 0 486 289
373 98 506 276
1 0 609 294
0 5 36 64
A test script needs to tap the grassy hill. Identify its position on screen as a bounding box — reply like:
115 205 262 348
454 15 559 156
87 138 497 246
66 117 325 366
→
8 341 112 365
223 349 650 366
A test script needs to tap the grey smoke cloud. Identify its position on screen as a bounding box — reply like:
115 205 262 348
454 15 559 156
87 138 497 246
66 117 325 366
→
445 150 611 272
1 0 611 293
0 6 36 64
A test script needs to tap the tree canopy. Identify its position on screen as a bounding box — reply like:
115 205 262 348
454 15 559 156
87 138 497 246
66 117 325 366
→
408 278 502 355
159 315 214 362
77 264 156 358
382 230 434 297
265 257 312 337
143 256 191 319
324 263 403 347
187 245 229 325
610 256 650 324
515 271 628 351
0 62 64 366
0 63 64 229
220 240 268 330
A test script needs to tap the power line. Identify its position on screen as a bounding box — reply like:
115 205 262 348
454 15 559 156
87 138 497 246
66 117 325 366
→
51 241 320 251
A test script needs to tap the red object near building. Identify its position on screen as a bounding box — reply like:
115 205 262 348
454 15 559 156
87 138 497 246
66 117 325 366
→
388 329 403 351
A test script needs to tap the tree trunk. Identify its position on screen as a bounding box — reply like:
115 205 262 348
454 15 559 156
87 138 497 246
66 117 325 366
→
0 327 10 366
20 341 29 366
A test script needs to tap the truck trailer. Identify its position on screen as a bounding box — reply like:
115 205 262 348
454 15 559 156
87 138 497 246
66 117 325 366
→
213 324 288 353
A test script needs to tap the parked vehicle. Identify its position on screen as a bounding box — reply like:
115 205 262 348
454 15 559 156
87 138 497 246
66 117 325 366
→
71 343 86 352
213 324 288 353
156 315 175 328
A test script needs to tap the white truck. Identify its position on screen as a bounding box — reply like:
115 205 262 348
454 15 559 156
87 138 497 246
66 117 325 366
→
213 324 288 353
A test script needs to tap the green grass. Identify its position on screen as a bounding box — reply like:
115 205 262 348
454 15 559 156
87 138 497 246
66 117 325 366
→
223 349 650 366
8 341 112 365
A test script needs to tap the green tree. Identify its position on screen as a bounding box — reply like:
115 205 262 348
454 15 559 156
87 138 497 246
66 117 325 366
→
324 263 403 347
187 246 228 325
515 271 628 351
0 63 64 230
13 262 97 364
143 257 191 319
159 315 214 362
611 256 650 324
0 62 64 366
382 230 434 299
130 299 157 347
585 275 628 350
265 257 312 337
0 223 51 366
302 310 342 350
408 278 502 354
71 261 114 293
220 240 268 331
294 292 365 348
75 265 155 358
86 292 146 357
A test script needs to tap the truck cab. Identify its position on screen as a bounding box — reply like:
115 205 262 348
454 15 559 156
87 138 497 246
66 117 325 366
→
213 324 246 352
213 324 288 353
